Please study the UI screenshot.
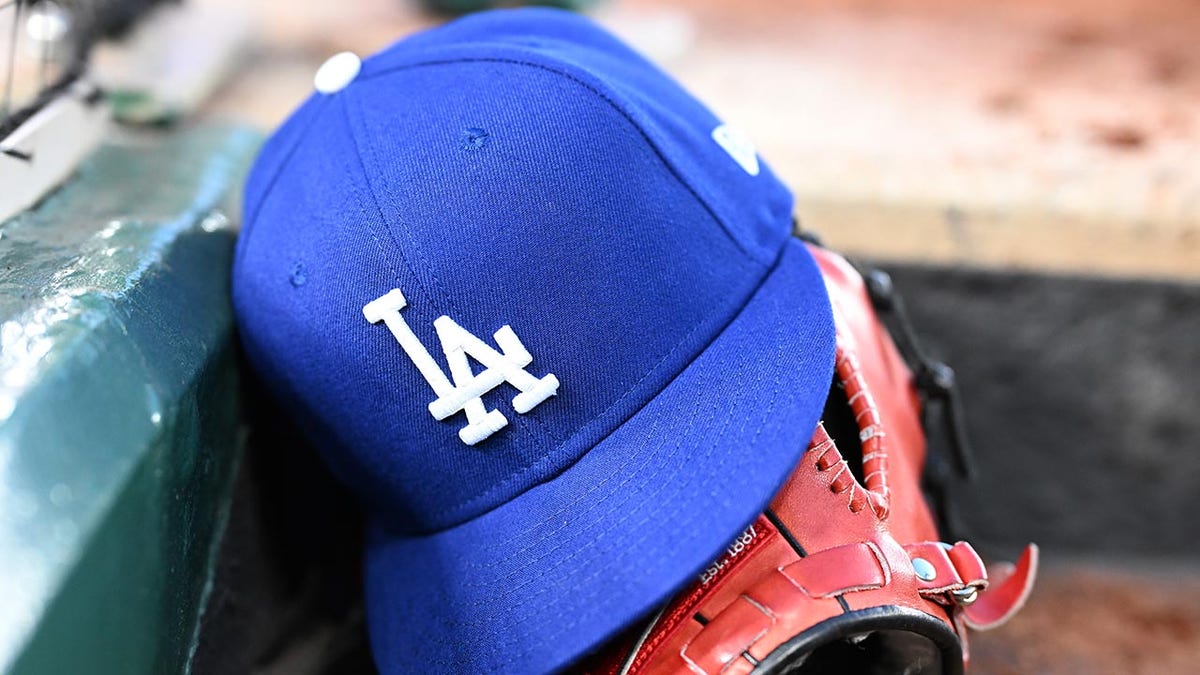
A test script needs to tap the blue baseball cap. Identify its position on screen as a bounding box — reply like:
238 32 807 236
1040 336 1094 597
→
233 8 834 673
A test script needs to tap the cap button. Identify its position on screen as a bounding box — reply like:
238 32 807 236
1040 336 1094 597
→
314 52 362 94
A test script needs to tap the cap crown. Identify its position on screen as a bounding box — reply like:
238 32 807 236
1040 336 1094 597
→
234 9 794 532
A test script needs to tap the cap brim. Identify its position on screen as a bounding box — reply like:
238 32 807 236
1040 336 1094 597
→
364 238 836 673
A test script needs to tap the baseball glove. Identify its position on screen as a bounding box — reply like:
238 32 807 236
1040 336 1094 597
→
579 241 1037 675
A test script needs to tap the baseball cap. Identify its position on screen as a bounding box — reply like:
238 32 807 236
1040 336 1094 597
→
232 8 835 673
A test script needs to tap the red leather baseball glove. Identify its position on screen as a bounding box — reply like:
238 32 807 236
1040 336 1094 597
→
579 242 1037 675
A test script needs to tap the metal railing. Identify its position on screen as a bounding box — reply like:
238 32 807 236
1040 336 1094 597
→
1 0 172 142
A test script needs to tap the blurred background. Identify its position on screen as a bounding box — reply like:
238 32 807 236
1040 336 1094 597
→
208 0 1200 279
0 1 1197 674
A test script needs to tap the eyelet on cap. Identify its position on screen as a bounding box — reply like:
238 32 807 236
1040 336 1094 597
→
314 52 362 94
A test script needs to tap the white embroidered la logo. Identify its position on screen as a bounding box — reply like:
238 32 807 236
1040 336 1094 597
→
363 289 559 446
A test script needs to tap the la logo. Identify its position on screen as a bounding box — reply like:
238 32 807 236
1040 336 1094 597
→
363 289 559 446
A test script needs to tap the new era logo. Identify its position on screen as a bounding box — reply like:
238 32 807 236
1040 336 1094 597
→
712 123 760 176
364 290 559 445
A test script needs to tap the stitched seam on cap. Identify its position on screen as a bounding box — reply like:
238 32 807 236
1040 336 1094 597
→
356 55 764 266
338 94 441 329
237 97 331 270
340 83 553 520
342 83 554 445
340 95 547 474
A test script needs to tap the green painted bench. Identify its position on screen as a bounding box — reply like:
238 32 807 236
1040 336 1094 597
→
0 125 259 675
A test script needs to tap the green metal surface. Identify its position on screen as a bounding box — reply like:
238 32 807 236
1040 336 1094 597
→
0 125 260 674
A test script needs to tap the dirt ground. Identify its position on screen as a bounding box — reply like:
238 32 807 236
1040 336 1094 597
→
971 561 1200 674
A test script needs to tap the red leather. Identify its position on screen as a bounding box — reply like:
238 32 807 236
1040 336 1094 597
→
904 541 988 596
779 542 888 598
578 245 1036 675
963 544 1038 630
681 595 775 674
834 349 891 518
